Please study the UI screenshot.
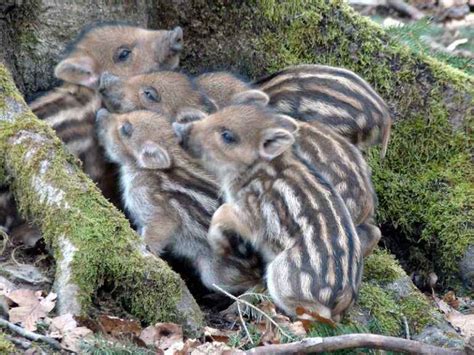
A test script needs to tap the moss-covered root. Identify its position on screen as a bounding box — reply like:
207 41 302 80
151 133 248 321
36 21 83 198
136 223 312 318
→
0 65 203 335
348 249 464 348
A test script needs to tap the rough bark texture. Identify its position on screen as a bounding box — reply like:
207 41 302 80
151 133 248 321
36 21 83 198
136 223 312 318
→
0 65 204 335
0 0 471 345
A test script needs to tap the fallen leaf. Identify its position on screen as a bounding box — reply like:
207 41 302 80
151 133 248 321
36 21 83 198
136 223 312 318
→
139 322 183 351
7 290 56 331
435 296 456 315
98 314 141 337
190 341 236 355
50 313 78 334
49 313 92 352
62 326 92 353
447 313 474 339
443 291 460 309
204 326 237 343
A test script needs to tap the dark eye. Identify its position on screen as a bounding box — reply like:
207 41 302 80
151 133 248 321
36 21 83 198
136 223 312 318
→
120 121 133 137
115 47 131 62
221 130 237 144
143 87 160 103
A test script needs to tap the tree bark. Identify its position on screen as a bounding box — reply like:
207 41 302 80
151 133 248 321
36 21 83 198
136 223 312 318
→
0 65 203 335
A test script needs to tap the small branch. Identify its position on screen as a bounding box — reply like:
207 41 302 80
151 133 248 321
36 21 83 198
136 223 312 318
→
402 315 410 339
245 334 466 355
386 0 425 20
0 318 62 350
212 284 294 341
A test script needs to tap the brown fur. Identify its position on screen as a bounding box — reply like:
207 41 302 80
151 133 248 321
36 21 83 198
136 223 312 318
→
0 24 184 236
173 104 363 321
95 109 263 293
99 71 380 256
254 64 392 158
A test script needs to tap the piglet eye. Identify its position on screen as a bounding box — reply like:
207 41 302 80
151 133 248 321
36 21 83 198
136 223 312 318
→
115 47 131 62
120 121 133 137
221 130 237 144
143 87 160 103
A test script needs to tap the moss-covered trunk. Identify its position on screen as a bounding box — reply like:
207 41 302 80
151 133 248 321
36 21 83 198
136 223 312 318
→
0 65 203 335
0 0 471 345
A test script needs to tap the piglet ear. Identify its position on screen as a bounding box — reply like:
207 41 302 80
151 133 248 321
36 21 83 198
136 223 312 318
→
169 26 183 53
275 114 299 134
176 108 208 123
259 128 295 161
54 55 99 88
138 141 171 170
232 89 270 106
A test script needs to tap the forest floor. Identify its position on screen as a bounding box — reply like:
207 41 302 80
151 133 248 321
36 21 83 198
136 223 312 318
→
0 1 473 354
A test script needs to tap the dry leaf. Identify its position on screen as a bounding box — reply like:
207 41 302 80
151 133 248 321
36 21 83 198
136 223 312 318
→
62 326 93 353
7 290 56 331
139 322 183 351
50 313 79 334
191 341 234 355
447 313 474 339
98 314 141 337
204 326 237 343
288 321 307 337
49 313 92 352
443 291 460 309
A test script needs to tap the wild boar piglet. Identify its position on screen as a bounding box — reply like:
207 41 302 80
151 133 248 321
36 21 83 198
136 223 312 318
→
173 104 364 321
95 109 263 293
0 24 185 236
29 23 183 185
255 64 392 157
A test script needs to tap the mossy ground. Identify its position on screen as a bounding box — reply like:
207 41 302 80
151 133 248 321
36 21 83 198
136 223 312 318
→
355 249 435 336
0 332 16 355
256 0 473 287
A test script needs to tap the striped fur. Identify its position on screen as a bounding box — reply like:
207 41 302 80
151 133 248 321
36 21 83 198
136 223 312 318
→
0 24 184 235
254 64 392 158
101 71 380 255
174 104 363 320
96 109 263 293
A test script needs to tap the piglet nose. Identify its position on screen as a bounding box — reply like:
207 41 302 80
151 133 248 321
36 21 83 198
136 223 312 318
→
172 122 191 144
99 72 120 93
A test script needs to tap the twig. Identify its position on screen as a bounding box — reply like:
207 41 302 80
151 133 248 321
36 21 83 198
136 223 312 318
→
402 315 410 339
244 334 466 354
212 284 294 341
5 335 32 349
0 318 61 350
386 0 425 20
237 301 254 345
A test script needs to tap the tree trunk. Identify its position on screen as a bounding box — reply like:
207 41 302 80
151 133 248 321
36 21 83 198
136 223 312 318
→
0 65 203 335
0 0 471 345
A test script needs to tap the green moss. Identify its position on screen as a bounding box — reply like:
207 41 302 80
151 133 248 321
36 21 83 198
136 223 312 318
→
358 283 401 335
0 333 16 355
256 0 474 285
0 66 24 109
364 249 405 283
368 101 473 286
399 292 433 335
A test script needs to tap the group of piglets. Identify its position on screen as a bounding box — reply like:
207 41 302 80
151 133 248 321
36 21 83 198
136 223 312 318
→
14 22 393 322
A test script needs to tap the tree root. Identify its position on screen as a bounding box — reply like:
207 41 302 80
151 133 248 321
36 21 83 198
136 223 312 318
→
245 333 466 354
